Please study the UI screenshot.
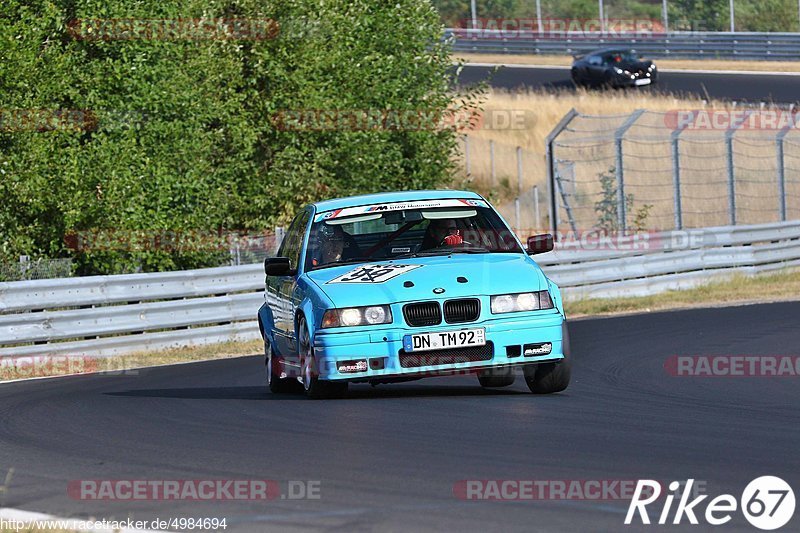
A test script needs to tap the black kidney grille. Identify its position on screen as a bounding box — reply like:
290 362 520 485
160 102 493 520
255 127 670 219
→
443 298 480 324
403 302 442 327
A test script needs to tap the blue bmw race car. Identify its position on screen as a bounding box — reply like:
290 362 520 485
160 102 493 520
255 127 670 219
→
257 190 570 399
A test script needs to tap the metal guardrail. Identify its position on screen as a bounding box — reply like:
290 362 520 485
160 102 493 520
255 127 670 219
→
447 29 800 60
0 219 798 357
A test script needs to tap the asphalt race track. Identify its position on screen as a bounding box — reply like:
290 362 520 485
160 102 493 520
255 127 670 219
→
1 302 798 532
458 64 800 104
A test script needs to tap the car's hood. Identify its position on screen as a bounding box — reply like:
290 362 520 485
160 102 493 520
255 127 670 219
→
305 253 547 307
618 59 653 70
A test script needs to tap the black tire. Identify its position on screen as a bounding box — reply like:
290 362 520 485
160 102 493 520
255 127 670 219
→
570 69 581 87
523 322 571 394
265 340 297 394
298 317 348 400
478 367 515 388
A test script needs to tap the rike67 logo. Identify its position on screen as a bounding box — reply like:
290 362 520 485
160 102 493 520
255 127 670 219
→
626 477 795 530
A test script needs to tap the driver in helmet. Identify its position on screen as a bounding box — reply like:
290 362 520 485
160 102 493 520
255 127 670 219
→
420 218 463 250
312 224 351 267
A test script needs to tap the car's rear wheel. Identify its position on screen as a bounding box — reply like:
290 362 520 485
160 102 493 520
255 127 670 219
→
265 340 296 394
570 68 581 87
478 367 515 388
298 316 348 400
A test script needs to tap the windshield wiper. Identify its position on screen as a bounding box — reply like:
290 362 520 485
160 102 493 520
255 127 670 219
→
310 257 370 270
391 247 491 260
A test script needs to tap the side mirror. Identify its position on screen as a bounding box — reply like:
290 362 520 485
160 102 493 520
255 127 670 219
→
527 234 554 255
264 257 292 276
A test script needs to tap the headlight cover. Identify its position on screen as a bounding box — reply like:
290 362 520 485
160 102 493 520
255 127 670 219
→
490 291 554 314
321 305 393 328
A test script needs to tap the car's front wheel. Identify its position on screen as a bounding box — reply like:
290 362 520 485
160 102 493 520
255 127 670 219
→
523 323 571 394
524 358 571 394
298 316 348 400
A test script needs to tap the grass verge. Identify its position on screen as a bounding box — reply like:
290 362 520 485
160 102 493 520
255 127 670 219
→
565 268 800 317
456 53 800 73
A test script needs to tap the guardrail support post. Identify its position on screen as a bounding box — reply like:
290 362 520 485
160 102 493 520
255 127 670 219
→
545 108 579 240
614 109 645 232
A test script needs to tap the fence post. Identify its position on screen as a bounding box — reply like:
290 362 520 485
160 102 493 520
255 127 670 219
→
725 110 751 226
534 185 541 231
515 198 521 232
545 108 579 239
274 226 286 255
614 109 645 232
516 146 523 195
776 123 793 222
489 140 496 186
670 123 689 230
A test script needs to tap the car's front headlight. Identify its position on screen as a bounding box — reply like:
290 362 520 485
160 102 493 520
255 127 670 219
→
613 67 624 74
490 291 554 314
321 305 393 328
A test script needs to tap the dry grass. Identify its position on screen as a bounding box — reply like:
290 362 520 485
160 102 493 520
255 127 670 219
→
456 53 800 73
566 268 800 317
456 88 800 230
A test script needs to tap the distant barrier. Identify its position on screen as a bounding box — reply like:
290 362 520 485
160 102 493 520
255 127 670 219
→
447 29 800 61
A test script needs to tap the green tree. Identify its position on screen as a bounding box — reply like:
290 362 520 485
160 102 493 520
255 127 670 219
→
0 0 463 275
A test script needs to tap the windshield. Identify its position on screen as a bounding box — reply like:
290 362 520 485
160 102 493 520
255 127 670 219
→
306 205 523 270
605 51 639 64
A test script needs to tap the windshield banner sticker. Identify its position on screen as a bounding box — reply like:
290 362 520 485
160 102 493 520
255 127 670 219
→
316 198 488 222
327 264 422 284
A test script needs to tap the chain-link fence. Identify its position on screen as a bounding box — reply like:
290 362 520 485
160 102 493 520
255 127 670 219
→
546 108 800 233
0 257 74 282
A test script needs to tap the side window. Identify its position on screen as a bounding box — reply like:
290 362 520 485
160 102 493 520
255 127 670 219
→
588 55 602 66
278 210 310 271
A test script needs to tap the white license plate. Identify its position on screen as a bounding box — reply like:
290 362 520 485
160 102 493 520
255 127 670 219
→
403 328 486 353
634 79 651 86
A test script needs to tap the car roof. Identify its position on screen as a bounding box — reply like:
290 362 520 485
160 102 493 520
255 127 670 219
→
313 190 483 212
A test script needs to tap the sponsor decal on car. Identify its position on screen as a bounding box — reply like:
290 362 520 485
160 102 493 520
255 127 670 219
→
327 264 422 284
315 198 488 221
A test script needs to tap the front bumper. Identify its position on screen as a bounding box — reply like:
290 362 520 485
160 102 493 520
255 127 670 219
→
312 309 566 382
614 70 657 87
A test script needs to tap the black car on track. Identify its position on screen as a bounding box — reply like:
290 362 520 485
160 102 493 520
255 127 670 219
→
571 48 658 88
